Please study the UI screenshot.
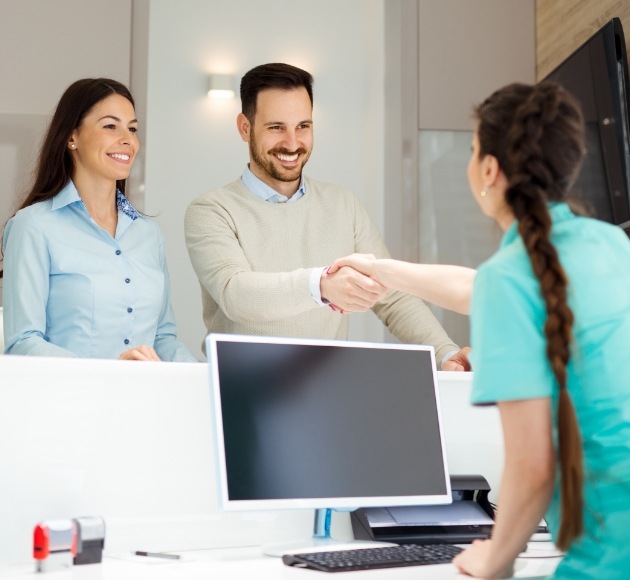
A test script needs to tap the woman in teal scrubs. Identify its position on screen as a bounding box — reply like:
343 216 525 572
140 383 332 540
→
330 81 630 578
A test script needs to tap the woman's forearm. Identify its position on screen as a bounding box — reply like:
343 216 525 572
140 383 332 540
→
453 398 556 579
488 399 556 572
374 260 476 315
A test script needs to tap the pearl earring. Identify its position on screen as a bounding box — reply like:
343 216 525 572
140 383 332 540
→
69 144 76 149
480 187 488 197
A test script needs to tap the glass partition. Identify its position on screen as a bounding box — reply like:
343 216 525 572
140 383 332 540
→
418 130 502 347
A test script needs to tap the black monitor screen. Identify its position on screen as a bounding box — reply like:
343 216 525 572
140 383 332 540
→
207 335 451 511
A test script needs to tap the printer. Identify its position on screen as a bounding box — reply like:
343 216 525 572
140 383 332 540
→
351 475 495 545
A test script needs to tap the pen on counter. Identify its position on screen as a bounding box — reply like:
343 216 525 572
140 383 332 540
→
134 551 181 560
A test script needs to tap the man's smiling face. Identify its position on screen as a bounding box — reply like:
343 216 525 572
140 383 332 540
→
240 86 313 198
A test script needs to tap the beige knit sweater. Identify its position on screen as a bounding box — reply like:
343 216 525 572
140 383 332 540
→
184 177 458 364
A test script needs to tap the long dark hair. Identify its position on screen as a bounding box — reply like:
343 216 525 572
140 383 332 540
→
0 78 134 278
475 81 586 551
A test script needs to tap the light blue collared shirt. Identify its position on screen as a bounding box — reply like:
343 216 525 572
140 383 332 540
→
2 181 196 361
241 166 326 304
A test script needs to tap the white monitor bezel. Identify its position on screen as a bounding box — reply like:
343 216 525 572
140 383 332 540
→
206 333 452 511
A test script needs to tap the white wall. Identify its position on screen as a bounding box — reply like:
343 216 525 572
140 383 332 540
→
0 0 132 306
142 0 386 359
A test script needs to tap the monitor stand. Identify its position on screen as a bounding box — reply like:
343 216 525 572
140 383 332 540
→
262 508 396 557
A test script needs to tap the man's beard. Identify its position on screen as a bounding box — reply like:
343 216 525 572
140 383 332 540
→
249 132 310 183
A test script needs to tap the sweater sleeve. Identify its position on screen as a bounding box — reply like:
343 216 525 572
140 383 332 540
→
350 197 460 365
184 189 320 324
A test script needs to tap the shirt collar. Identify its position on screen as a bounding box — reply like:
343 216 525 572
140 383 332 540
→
51 180 139 221
51 180 82 210
116 191 139 220
241 164 306 203
501 202 574 248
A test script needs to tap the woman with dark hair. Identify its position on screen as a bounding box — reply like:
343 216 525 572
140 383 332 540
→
2 78 196 361
331 81 630 578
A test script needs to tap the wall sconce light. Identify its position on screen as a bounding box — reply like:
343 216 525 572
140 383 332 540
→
207 74 236 99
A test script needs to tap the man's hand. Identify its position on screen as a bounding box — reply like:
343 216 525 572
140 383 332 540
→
320 265 389 313
442 346 472 372
118 345 162 361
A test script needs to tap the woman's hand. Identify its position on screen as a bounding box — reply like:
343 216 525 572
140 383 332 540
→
328 254 379 280
118 345 162 361
452 539 514 579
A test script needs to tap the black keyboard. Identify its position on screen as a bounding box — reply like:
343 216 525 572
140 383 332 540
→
282 543 463 572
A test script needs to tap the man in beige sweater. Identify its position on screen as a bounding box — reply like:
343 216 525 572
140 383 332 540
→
185 63 470 370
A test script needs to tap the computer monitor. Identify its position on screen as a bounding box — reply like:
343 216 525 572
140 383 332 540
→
206 334 452 554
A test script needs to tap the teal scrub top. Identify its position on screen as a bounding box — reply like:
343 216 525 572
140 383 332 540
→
470 203 630 579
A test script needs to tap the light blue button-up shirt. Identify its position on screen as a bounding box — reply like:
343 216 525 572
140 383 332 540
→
2 181 196 361
241 165 326 304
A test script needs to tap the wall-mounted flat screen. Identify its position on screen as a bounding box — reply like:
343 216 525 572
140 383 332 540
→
545 17 630 230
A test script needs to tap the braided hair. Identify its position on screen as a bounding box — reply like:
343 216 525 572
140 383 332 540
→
475 81 586 551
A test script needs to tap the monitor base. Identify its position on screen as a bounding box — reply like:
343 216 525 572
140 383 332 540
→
262 509 396 557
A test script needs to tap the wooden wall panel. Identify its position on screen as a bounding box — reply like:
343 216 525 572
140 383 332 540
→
537 0 630 79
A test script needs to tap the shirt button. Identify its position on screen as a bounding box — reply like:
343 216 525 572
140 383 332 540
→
124 339 130 345
127 307 133 313
115 250 121 256
125 278 131 283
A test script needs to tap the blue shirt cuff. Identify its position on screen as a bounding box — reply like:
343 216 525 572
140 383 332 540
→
310 267 328 306
440 349 459 370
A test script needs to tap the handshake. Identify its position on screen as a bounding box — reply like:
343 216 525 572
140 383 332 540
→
320 253 386 314
320 253 474 372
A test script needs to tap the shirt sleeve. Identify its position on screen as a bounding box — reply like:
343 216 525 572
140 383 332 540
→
309 266 328 306
470 262 555 404
152 231 198 362
2 212 77 357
